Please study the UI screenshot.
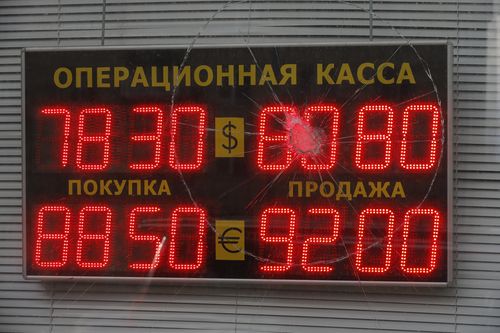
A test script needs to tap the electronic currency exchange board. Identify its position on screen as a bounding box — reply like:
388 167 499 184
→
23 43 452 284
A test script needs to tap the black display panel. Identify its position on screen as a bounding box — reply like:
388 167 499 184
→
23 43 452 284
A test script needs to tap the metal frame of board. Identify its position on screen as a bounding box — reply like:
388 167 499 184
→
22 40 454 286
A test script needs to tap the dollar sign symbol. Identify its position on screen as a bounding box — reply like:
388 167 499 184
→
222 121 238 154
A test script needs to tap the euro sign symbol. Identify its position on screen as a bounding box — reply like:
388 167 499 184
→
218 227 242 253
222 121 238 154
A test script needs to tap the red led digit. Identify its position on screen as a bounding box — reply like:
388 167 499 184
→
257 106 295 171
355 208 395 273
300 105 340 170
76 108 112 171
128 206 162 271
355 104 394 170
301 208 340 273
168 206 207 271
34 206 71 268
40 108 71 167
401 208 441 274
400 104 441 171
129 106 164 170
168 106 207 171
259 207 296 272
76 205 112 269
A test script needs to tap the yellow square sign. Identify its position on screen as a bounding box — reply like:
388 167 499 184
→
215 117 245 158
215 220 245 260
